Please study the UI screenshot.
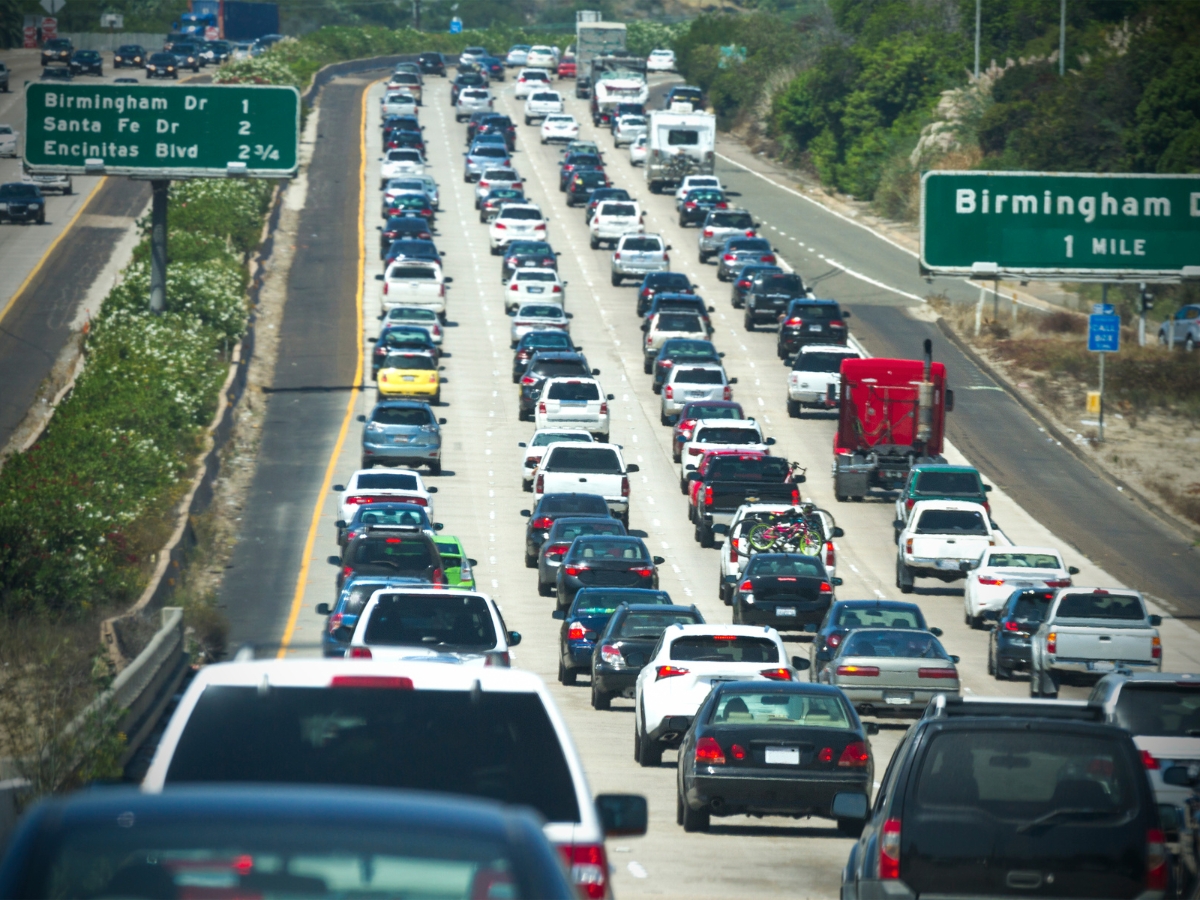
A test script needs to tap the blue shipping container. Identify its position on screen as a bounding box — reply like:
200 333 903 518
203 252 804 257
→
224 1 280 40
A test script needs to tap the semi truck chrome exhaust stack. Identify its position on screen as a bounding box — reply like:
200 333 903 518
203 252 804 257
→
916 338 934 448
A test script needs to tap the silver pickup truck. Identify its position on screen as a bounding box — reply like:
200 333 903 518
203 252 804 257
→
1029 588 1162 698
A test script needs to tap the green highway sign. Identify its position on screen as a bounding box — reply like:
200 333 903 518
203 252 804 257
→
24 83 299 178
920 171 1200 280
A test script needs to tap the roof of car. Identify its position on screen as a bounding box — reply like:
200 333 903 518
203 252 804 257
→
833 598 922 610
799 343 858 353
909 499 988 512
910 463 980 473
664 623 782 640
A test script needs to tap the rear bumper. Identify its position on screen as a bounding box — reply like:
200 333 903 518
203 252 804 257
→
361 444 440 464
648 715 694 746
563 640 596 670
1049 658 1161 675
686 771 867 818
735 598 827 629
745 305 787 323
614 261 668 276
593 668 638 696
835 685 952 716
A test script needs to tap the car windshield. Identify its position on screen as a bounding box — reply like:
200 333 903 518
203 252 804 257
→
986 552 1061 569
164 685 581 823
840 630 948 659
547 381 600 401
674 369 725 387
544 447 622 474
354 507 429 529
348 537 436 573
568 539 648 562
795 352 854 373
647 273 690 288
706 456 790 480
501 208 543 221
746 556 823 577
835 606 923 629
552 520 625 542
616 610 700 638
696 427 759 443
711 691 851 727
657 314 703 332
914 509 988 535
531 432 590 447
371 407 431 427
1055 592 1145 620
383 354 435 371
356 473 419 491
670 636 779 663
363 593 496 650
709 212 754 228
538 494 609 515
510 242 553 256
0 184 39 199
914 731 1135 822
915 471 982 495
623 238 663 252
1112 684 1200 737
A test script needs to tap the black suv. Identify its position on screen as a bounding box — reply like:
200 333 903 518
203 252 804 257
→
841 696 1168 899
418 51 447 76
744 271 806 332
776 299 849 359
69 49 103 76
520 493 613 567
331 525 444 593
41 38 73 66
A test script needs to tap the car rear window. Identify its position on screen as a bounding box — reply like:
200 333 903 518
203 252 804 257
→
674 368 725 385
840 630 948 659
364 593 496 650
544 447 622 474
577 589 672 610
657 314 703 332
759 274 805 293
164 686 581 823
383 353 435 370
522 332 571 349
520 305 563 318
516 270 556 282
483 168 518 180
728 239 771 252
835 606 923 629
794 351 855 373
349 536 437 572
913 731 1136 819
1055 592 1145 620
474 146 507 157
357 473 419 491
532 432 590 447
706 456 790 480
1112 683 1200 737
696 426 759 443
388 266 437 280
501 208 543 221
986 552 1061 569
532 361 589 378
664 340 716 357
915 470 982 495
914 509 988 535
531 91 559 101
617 610 702 638
666 129 700 146
371 407 431 427
547 381 600 401
746 556 823 578
390 307 437 321
569 538 648 561
341 582 383 616
623 237 664 252
1009 589 1054 620
709 212 754 228
552 520 625 542
355 506 429 529
600 203 637 217
711 691 851 727
538 494 610 515
684 404 742 420
670 635 779 663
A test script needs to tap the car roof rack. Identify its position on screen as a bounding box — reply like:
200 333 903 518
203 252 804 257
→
924 694 1105 722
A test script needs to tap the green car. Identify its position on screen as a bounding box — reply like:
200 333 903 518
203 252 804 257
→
894 464 992 540
434 535 477 589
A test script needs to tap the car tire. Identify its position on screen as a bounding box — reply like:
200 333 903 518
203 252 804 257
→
591 684 612 710
589 235 599 250
611 273 622 287
524 550 537 569
538 580 554 597
743 315 754 332
995 659 1012 681
558 660 577 686
896 559 915 594
787 399 800 418
636 717 661 767
732 601 743 624
652 382 662 395
428 460 441 476
360 458 373 469
698 251 708 264
697 521 714 548
489 245 498 256
643 357 653 375
660 411 672 426
680 793 710 832
1187 335 1196 353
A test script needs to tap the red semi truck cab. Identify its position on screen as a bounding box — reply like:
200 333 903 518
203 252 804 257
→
832 344 953 501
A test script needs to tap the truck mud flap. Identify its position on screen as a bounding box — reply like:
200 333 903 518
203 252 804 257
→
834 467 869 501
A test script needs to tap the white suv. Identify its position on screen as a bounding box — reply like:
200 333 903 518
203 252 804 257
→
141 658 644 900
534 377 612 441
588 200 643 249
524 89 564 124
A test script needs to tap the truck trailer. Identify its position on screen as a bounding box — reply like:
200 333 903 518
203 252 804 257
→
574 19 627 99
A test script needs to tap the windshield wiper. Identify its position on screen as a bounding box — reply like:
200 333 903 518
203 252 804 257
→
1015 807 1114 833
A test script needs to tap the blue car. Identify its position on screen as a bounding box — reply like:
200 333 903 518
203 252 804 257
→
316 575 421 657
809 599 942 678
358 400 445 472
553 588 675 685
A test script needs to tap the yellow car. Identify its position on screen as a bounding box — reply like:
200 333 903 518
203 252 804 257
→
376 351 440 403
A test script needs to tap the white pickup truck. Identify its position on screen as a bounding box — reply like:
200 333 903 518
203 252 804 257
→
895 499 1003 594
533 442 638 527
1029 589 1163 698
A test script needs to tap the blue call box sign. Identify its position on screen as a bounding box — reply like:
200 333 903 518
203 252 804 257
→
1088 314 1121 353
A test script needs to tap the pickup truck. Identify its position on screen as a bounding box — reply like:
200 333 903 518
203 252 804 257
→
1030 588 1163 698
895 499 1002 593
686 453 803 547
533 442 638 527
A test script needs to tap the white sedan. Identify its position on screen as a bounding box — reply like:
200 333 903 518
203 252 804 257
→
380 149 426 187
629 133 647 165
524 90 564 124
474 167 524 207
646 48 676 72
505 268 566 311
519 429 593 490
489 203 548 253
510 303 570 344
541 114 579 144
963 546 1077 628
513 68 550 99
0 124 21 158
526 46 558 71
335 468 438 523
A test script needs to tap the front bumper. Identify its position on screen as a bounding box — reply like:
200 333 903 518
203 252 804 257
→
686 770 868 818
0 204 43 221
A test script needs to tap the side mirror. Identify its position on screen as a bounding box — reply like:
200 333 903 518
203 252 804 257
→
1149 614 1163 626
316 603 331 615
606 393 615 401
718 352 726 358
356 414 366 422
367 336 378 343
983 484 993 492
842 310 852 318
595 794 648 837
375 274 384 281
930 626 943 636
334 519 346 529
518 441 527 448
507 630 522 646
333 484 345 492
729 377 738 384
892 519 905 530
566 312 575 319
1068 566 1080 575
626 464 640 473
687 472 700 481
865 722 880 735
831 526 845 538
712 524 728 535
444 276 454 283
438 417 447 425
376 225 382 231
652 556 665 565
327 555 341 566
592 368 601 375
520 509 531 517
684 464 696 472
1163 766 1198 787
427 486 438 494
434 523 445 531
764 437 776 446
552 609 565 620
795 473 806 483
665 245 673 251
791 656 811 671
831 577 843 586
950 655 961 664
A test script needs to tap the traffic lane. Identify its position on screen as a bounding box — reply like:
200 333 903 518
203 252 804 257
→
220 78 366 649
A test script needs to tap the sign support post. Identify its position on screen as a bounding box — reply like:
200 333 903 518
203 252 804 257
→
150 180 169 314
1098 284 1107 441
1087 293 1119 443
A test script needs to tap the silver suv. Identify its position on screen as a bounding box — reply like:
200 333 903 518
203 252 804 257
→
697 208 757 263
610 233 670 286
454 88 492 122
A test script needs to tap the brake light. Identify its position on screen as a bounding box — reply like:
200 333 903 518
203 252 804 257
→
730 743 747 760
495 222 507 229
785 317 803 327
564 565 587 577
613 252 620 260
744 229 755 237
685 201 696 209
383 281 389 295
723 254 735 261
760 667 793 681
716 201 728 209
723 384 732 400
558 844 608 899
600 644 624 667
679 419 696 437
819 581 833 593
880 819 901 879
1047 632 1057 654
632 566 654 578
838 741 870 767
918 667 958 679
1152 636 1162 659
664 385 673 400
552 284 562 293
535 473 544 493
762 254 776 263
688 446 704 456
341 565 354 580
568 622 586 641
545 542 570 560
790 488 800 505
530 516 553 530
538 401 547 414
827 632 842 649
905 537 913 554
836 665 880 676
818 747 833 762
1044 578 1072 588
704 485 713 507
978 575 1005 585
1004 620 1020 632
905 498 915 510
1147 828 1168 891
689 735 730 768
825 541 835 568
703 228 713 237
521 375 536 385
656 665 688 681
331 674 414 689
739 579 753 592
599 401 608 415
1140 749 1160 770
347 646 373 659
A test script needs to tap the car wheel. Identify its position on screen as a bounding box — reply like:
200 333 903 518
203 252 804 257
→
591 683 612 710
634 718 642 761
558 660 577 686
697 522 714 548
837 819 864 838
636 720 661 767
987 641 996 675
428 460 441 476
589 235 599 250
660 411 672 426
37 211 45 225
1187 335 1196 353
896 559 914 594
698 251 708 264
360 457 373 469
538 580 554 597
489 245 498 256
743 315 755 332
995 659 1012 681
787 399 800 418
652 382 662 395
611 273 622 287
596 433 609 444
524 550 537 568
643 357 653 375
680 793 710 832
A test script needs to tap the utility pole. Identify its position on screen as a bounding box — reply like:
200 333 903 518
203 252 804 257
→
974 0 981 79
412 0 420 30
1059 0 1066 75
149 179 168 314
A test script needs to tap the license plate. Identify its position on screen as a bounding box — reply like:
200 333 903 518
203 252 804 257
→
687 391 708 399
936 559 961 570
884 692 913 705
765 746 799 765
402 375 416 381
809 324 823 332
1089 660 1116 672
776 607 797 617
527 286 544 293
392 436 410 443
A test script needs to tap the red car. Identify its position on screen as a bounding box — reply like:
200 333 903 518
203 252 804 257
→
557 56 577 78
671 400 745 463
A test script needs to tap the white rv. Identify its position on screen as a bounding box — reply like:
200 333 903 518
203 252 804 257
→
644 111 716 194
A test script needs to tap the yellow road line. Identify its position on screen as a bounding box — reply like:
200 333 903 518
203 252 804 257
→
0 177 105 329
276 80 370 657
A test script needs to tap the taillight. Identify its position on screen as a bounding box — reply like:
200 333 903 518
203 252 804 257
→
760 667 792 681
830 319 845 328
825 541 835 568
827 632 842 649
918 667 958 679
978 575 1005 585
688 447 704 456
524 455 540 468
347 646 373 659
730 542 738 562
545 542 570 560
494 222 507 229
695 736 725 764
704 485 713 506
631 566 654 578
880 819 901 879
739 579 753 591
723 384 732 400
568 622 586 641
819 581 833 593
613 252 620 260
1152 636 1162 659
818 747 833 763
521 375 536 385
599 401 608 415
600 644 624 667
1047 632 1057 654
904 537 913 554
656 665 688 681
538 401 547 414
531 516 553 530
326 612 344 634
535 473 544 493
744 229 755 237
723 254 734 261
1044 578 1072 588
1004 620 1020 632
664 385 673 399
1147 828 1168 891
552 284 561 292
621 476 630 497
716 201 728 209
730 743 747 760
838 741 870 767
341 565 354 580
564 565 587 577
785 317 803 327
383 281 389 295
703 228 713 237
836 665 880 677
431 568 444 586
905 498 915 510
762 254 776 263
685 201 696 209
1140 749 1160 770
790 488 800 505
558 844 608 899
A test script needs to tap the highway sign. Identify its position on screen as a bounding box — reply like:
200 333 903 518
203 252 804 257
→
920 171 1200 280
1088 313 1121 353
449 16 462 32
24 83 299 178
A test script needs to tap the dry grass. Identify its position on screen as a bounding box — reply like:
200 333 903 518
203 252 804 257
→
1147 477 1200 526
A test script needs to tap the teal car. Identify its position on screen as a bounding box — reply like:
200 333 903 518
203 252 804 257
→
434 535 477 589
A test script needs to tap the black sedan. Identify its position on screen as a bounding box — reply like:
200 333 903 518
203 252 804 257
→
676 681 873 833
776 299 849 358
678 188 728 227
636 271 694 315
744 271 807 331
479 187 525 223
565 170 610 206
383 237 441 268
145 52 179 79
985 587 1054 680
810 598 940 677
371 325 439 376
69 49 103 75
590 600 703 709
730 553 841 631
511 331 575 382
652 338 724 394
520 492 613 567
379 216 432 257
418 51 447 76
538 515 626 596
501 240 560 282
555 535 664 610
113 44 145 67
553 589 677 686
730 263 781 309
559 153 604 190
